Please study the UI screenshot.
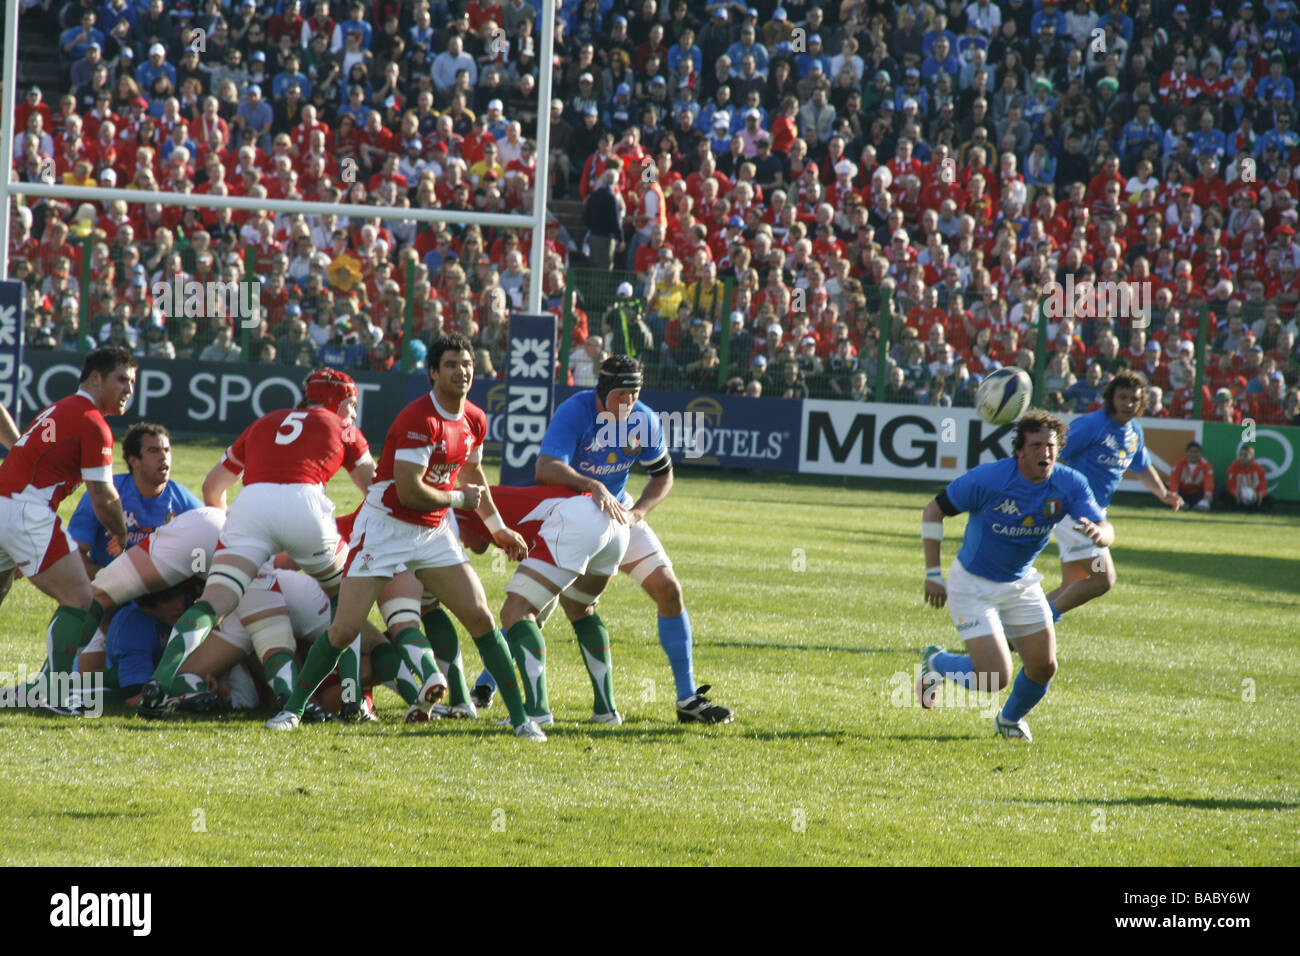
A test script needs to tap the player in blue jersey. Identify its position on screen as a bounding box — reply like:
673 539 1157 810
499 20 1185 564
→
918 409 1113 741
471 355 733 724
1046 370 1182 623
68 423 201 575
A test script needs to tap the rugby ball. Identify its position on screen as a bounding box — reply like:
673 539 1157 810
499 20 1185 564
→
976 367 1033 426
1239 485 1257 506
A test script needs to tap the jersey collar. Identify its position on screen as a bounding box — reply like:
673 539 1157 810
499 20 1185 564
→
75 389 96 406
430 391 464 421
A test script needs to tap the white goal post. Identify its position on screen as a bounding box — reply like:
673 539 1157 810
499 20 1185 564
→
0 0 558 314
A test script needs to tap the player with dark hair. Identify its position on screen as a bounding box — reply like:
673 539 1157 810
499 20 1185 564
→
138 368 376 718
1046 369 1182 622
0 347 136 708
265 335 544 740
919 410 1112 742
473 354 733 724
69 422 201 578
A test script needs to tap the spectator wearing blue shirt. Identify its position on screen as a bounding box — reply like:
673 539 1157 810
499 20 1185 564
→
234 83 274 149
1255 111 1300 159
135 42 176 92
796 35 832 79
61 10 106 64
317 319 367 369
667 29 703 77
1191 112 1227 163
273 54 313 101
921 17 958 59
1264 3 1300 56
332 3 373 53
1120 103 1162 166
1095 9 1134 44
920 36 961 86
69 423 202 574
725 25 770 79
1256 58 1295 106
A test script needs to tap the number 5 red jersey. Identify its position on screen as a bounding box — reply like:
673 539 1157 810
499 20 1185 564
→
219 407 372 486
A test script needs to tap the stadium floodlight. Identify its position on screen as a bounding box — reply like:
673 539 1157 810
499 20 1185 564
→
0 0 558 314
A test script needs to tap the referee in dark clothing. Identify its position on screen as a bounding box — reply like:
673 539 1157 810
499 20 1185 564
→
583 170 624 271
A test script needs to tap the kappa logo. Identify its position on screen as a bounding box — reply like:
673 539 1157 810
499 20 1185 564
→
994 498 1020 516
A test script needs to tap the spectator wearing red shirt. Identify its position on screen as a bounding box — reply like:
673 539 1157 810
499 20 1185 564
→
1219 444 1273 511
1169 441 1216 510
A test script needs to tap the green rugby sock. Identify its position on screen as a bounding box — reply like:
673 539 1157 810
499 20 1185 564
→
152 600 219 688
284 633 346 717
507 619 549 718
573 614 616 715
337 636 362 708
264 650 299 701
473 629 526 727
394 626 439 684
168 673 207 696
48 605 95 677
424 607 470 706
371 641 419 705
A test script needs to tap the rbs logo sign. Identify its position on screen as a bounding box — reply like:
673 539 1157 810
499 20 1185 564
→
501 317 557 484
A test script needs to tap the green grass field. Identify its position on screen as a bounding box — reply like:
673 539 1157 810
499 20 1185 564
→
0 438 1296 866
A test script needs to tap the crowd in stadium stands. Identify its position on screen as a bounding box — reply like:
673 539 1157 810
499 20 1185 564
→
6 0 1300 423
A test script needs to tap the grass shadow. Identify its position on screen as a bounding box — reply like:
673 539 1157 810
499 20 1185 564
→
707 641 903 655
1111 545 1300 591
1008 795 1297 812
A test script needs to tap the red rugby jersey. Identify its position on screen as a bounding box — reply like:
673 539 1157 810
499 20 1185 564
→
0 392 113 509
219 407 371 486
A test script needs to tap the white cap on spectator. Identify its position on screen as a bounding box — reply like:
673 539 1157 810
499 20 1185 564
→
100 168 117 186
149 43 165 57
552 98 564 110
835 160 857 178
893 229 909 241
488 98 503 111
730 311 745 324
616 281 634 297
766 323 782 334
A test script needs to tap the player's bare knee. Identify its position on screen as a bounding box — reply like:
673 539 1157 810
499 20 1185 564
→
1027 659 1058 684
643 568 683 614
500 592 538 631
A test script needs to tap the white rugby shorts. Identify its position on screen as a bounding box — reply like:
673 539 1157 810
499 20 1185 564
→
1053 511 1109 563
519 495 632 590
217 484 342 578
945 558 1052 642
0 495 76 577
345 504 467 579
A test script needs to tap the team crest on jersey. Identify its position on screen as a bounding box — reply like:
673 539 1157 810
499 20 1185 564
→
994 498 1020 516
1020 515 1035 527
1042 498 1061 520
624 435 643 456
1125 432 1139 453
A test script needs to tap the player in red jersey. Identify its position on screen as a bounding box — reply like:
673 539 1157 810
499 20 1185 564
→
139 369 375 718
456 484 631 725
267 335 545 740
0 348 135 706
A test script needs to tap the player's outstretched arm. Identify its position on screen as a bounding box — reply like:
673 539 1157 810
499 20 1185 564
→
85 479 128 547
203 461 241 509
461 461 527 560
1135 464 1183 512
921 499 947 609
0 405 19 449
536 454 630 524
